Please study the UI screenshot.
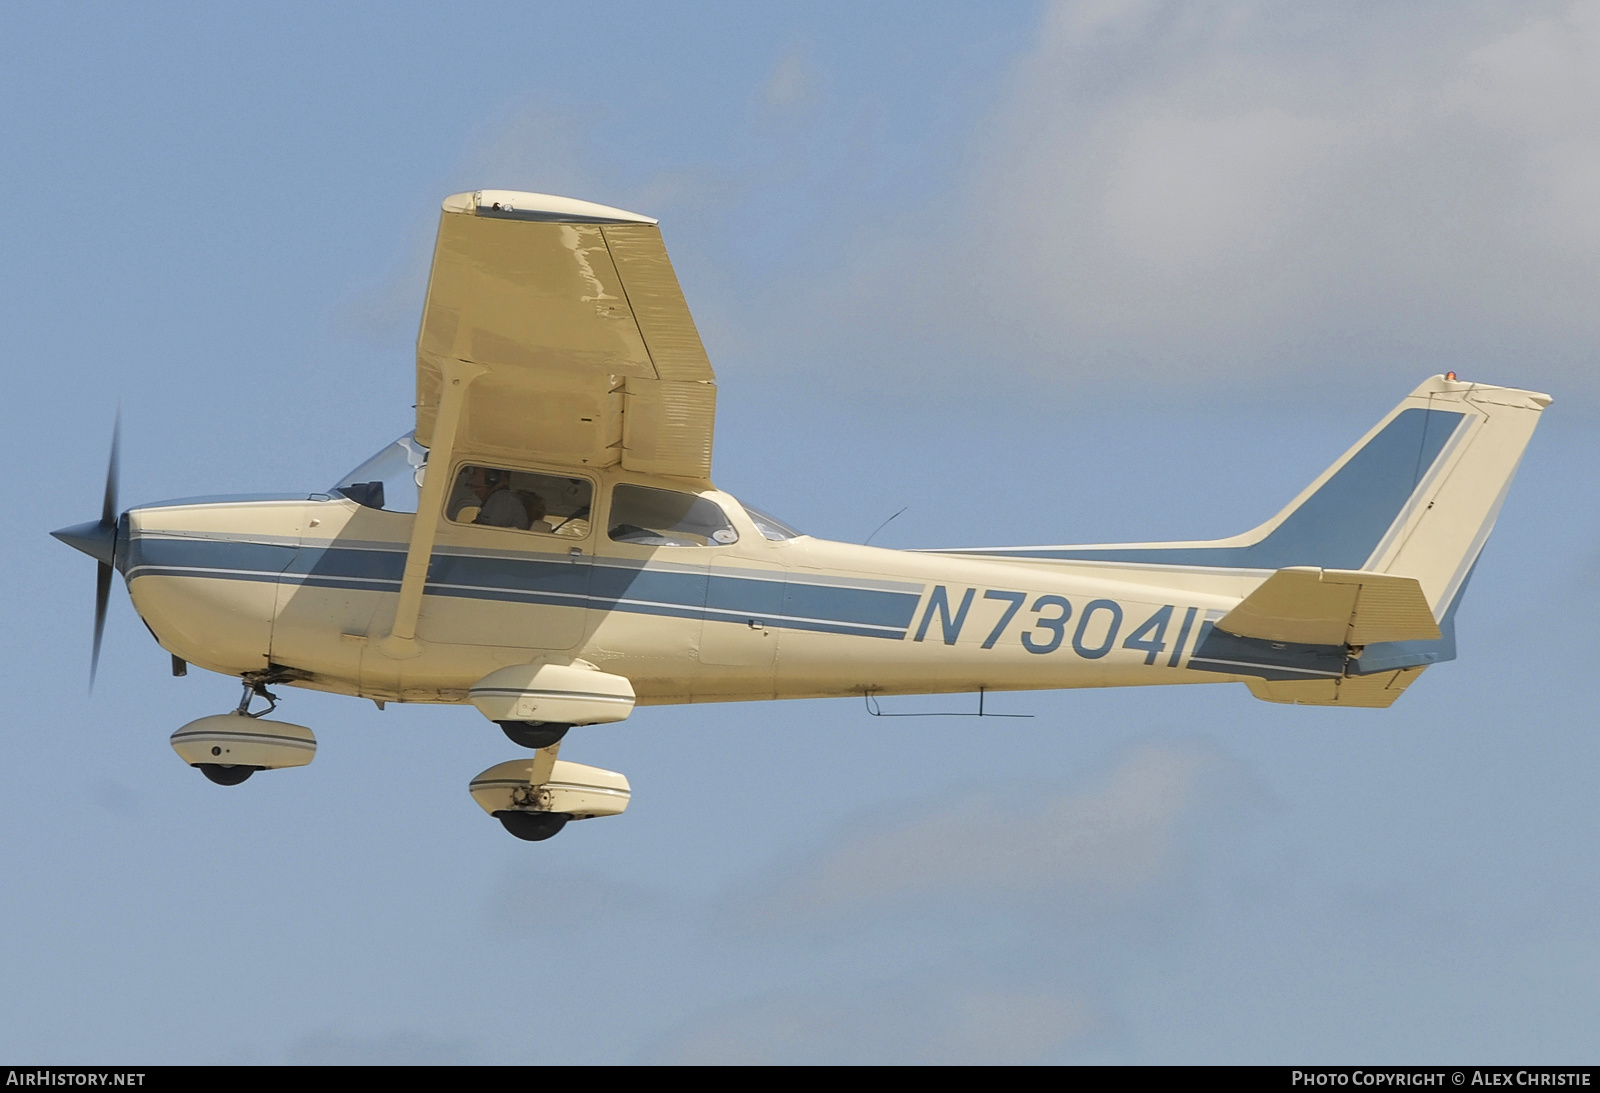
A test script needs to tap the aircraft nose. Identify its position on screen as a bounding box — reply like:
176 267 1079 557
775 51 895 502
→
51 520 117 566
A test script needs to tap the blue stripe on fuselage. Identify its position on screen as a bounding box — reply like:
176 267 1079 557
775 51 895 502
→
124 535 298 580
126 537 921 640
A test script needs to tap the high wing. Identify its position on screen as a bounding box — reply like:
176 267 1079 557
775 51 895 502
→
414 189 716 481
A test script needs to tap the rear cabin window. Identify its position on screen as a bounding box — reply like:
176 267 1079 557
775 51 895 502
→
446 465 593 538
608 485 738 547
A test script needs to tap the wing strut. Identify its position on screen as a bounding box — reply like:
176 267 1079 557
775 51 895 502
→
380 357 486 659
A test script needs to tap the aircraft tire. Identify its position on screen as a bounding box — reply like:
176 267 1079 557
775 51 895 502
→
494 810 570 841
196 764 261 786
497 721 571 749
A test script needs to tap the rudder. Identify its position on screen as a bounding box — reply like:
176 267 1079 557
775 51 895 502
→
1356 377 1549 614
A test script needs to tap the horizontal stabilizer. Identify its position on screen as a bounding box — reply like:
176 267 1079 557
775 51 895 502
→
1218 567 1441 647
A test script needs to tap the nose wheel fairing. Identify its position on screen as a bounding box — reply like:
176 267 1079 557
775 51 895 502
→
170 713 316 778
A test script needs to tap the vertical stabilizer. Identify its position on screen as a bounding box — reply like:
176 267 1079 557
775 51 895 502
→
936 376 1550 596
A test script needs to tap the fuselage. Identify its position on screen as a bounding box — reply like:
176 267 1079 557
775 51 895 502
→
120 469 1264 708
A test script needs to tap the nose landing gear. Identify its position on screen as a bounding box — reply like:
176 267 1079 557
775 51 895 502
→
170 676 316 785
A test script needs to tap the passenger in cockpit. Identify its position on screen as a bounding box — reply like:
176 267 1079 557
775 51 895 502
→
513 489 552 533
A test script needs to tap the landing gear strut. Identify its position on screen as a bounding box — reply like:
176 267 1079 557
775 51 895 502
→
236 677 281 718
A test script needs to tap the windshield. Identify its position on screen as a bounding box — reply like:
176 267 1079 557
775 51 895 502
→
332 433 429 513
741 502 804 541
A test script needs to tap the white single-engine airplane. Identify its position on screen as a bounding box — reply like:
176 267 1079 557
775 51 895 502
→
53 190 1550 841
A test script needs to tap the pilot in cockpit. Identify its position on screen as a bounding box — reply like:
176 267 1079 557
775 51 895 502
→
462 466 547 531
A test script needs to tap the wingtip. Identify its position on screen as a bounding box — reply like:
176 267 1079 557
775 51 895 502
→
442 189 657 225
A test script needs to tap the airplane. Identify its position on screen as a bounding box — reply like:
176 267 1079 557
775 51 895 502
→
52 189 1551 842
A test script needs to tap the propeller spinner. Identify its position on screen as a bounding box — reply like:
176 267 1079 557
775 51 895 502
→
51 417 120 687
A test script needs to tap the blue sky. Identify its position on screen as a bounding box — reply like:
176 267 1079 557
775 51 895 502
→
6 1 1599 1063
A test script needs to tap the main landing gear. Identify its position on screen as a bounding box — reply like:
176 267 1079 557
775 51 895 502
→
496 720 570 749
469 751 631 841
466 661 637 838
495 807 570 841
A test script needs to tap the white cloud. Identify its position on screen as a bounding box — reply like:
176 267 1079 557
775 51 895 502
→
737 741 1252 926
649 983 1100 1064
643 740 1259 1062
823 1 1600 393
760 45 820 113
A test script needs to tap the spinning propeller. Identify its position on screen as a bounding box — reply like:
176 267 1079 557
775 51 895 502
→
51 416 121 688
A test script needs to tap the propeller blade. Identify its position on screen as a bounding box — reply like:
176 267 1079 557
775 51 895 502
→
90 414 120 691
91 561 111 689
101 412 120 531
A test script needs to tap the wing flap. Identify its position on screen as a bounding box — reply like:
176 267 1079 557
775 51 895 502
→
622 377 716 477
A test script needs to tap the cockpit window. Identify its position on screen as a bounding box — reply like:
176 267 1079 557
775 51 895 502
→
608 485 738 547
332 433 428 513
447 465 593 538
741 503 804 541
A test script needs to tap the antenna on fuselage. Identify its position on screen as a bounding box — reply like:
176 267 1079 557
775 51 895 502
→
863 688 1032 718
863 506 907 547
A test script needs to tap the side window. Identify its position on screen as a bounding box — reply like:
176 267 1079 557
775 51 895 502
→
608 485 739 547
447 465 593 538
